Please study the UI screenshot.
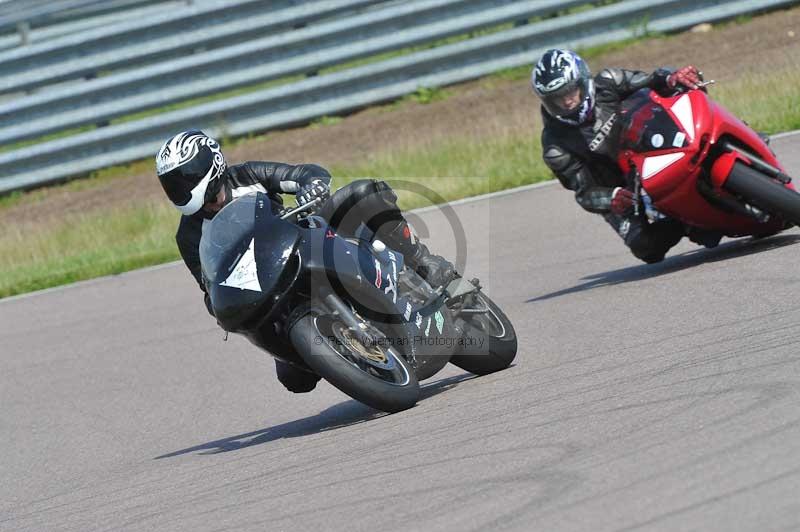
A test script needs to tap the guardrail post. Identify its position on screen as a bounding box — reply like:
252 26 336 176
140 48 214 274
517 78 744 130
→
17 21 30 46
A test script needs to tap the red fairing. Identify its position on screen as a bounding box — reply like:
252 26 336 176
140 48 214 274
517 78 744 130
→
710 151 750 188
708 100 784 170
617 88 790 235
620 91 712 227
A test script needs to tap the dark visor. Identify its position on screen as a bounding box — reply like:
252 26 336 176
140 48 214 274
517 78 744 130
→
158 147 214 207
542 81 584 114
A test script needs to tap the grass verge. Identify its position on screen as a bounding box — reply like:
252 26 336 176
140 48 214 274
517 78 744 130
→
1 203 177 298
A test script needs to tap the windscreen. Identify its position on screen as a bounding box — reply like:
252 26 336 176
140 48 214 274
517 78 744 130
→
200 193 259 283
621 89 686 153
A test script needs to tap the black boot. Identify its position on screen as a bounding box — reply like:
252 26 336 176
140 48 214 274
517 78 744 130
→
275 359 320 393
686 226 723 249
625 218 685 263
380 220 457 288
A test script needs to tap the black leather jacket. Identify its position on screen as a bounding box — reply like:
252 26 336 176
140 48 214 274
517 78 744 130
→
175 161 331 311
541 68 673 213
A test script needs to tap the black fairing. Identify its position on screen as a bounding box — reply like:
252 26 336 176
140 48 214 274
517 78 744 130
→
200 193 301 332
298 227 398 321
199 193 457 381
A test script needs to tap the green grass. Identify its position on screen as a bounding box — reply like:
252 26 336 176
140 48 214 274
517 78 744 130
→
405 86 452 105
0 202 179 298
309 115 344 128
330 134 543 209
713 68 800 134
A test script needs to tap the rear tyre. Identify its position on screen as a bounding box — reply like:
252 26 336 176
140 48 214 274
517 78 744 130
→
449 293 517 375
289 314 419 413
724 162 800 226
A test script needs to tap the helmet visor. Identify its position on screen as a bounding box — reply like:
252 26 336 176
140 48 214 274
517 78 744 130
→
541 80 587 118
158 146 215 208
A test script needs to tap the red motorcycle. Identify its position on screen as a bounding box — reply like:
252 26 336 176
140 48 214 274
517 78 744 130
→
618 83 799 238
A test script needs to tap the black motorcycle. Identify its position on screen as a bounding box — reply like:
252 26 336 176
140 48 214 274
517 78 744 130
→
200 192 517 413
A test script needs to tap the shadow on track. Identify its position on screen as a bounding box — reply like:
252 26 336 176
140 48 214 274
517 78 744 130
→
154 372 475 459
526 233 800 303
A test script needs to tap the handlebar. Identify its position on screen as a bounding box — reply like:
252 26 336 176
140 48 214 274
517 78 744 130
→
280 196 324 220
672 70 715 95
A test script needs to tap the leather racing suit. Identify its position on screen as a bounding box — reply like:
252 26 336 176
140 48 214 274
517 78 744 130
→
541 68 686 263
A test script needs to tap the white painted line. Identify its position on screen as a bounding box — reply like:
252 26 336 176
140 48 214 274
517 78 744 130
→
770 129 800 140
411 179 557 214
0 260 183 304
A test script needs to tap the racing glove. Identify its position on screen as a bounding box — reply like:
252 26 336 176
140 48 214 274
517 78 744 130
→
296 179 330 207
667 65 701 90
610 187 635 216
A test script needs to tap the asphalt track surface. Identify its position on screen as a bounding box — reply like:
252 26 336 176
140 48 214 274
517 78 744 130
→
3 134 800 532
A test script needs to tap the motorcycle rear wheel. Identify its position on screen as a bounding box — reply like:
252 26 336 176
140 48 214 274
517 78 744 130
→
289 314 420 413
449 293 517 376
724 162 800 226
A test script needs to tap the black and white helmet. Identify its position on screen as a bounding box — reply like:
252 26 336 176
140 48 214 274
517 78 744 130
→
156 130 226 216
531 49 595 126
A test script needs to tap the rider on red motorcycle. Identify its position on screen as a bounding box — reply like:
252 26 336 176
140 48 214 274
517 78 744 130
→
531 48 714 263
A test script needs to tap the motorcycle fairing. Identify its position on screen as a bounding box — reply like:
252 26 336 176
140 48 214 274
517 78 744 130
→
201 193 302 332
299 226 455 378
300 227 436 325
619 90 786 234
358 242 404 305
200 193 457 375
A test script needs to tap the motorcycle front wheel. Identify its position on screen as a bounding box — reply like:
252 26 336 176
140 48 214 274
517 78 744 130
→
289 314 420 413
724 161 800 226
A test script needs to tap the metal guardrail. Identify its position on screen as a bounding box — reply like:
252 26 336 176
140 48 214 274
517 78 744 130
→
0 0 109 29
0 0 589 145
0 0 390 96
0 1 185 51
0 0 385 91
30 0 181 24
0 0 797 193
0 0 175 46
0 0 168 25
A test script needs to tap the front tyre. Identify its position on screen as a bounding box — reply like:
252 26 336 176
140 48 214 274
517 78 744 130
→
289 314 419 413
724 162 800 226
449 293 517 375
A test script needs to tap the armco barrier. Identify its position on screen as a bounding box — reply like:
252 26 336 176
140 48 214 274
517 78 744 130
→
0 0 797 193
0 0 384 92
0 1 186 52
0 0 590 145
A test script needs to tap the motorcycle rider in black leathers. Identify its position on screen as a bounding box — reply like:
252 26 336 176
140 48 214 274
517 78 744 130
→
156 130 455 393
531 49 717 263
